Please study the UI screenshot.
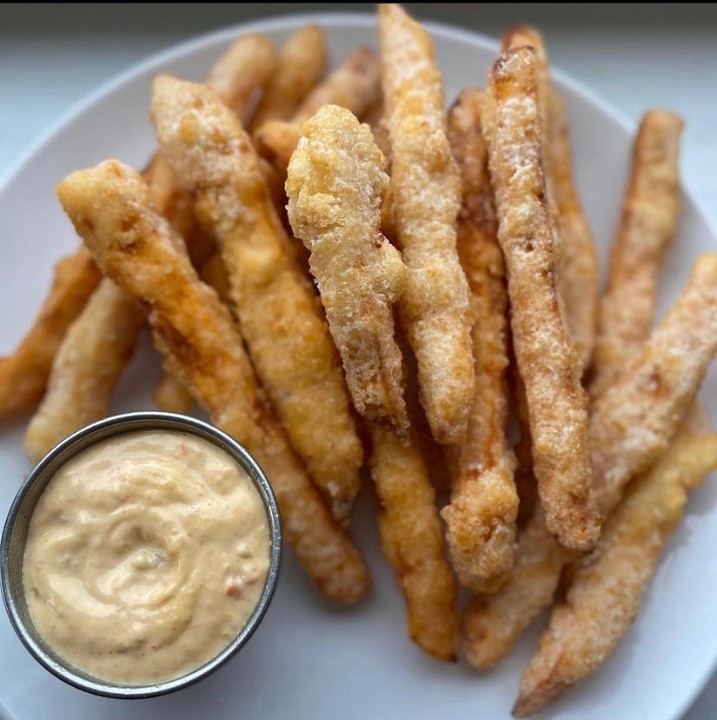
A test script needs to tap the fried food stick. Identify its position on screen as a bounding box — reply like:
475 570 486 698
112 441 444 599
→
0 247 102 419
23 279 144 461
590 110 684 397
483 47 599 551
249 25 327 130
589 253 717 514
152 76 363 522
378 3 474 446
504 26 599 372
57 160 370 604
206 32 278 123
515 422 717 716
462 253 717 667
286 104 409 434
441 89 518 593
253 47 381 174
368 422 458 660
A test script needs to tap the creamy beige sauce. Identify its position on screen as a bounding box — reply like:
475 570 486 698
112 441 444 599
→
23 430 271 685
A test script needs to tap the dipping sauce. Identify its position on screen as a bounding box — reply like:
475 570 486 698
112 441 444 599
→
22 430 271 685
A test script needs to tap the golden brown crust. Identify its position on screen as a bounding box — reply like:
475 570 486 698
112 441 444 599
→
590 253 717 516
483 47 599 551
590 110 684 397
286 104 409 434
57 160 370 604
515 424 717 716
249 25 327 130
0 246 102 419
461 507 571 669
379 3 474 446
206 32 278 122
253 47 382 173
441 89 518 593
151 76 363 523
24 278 144 461
503 26 598 373
368 421 458 661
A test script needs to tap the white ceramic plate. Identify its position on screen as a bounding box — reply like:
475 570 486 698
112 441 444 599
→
1 13 716 720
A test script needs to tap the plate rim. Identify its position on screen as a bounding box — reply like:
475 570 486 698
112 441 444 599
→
0 11 715 720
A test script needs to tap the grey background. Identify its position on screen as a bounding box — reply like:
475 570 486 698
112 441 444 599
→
1 4 716 719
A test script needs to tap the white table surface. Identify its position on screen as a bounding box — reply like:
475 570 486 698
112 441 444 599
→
1 4 715 719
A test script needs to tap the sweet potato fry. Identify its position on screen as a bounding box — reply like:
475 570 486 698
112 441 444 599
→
249 25 327 130
590 110 684 397
590 252 717 515
152 76 363 522
286 104 409 434
379 3 474 446
253 47 382 173
441 89 518 593
368 422 457 660
24 279 144 461
503 26 598 372
515 421 717 717
482 46 599 551
206 32 278 123
0 246 101 419
57 160 370 604
462 253 717 667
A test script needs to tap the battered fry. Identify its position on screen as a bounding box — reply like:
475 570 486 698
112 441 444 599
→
462 253 717 667
379 3 474 446
590 252 717 515
515 422 717 716
206 32 278 123
57 160 370 604
286 104 409 434
254 47 382 173
483 47 599 551
0 246 101 419
442 89 518 593
462 506 571 669
24 278 144 462
153 370 194 414
249 25 327 130
503 27 599 372
152 76 363 522
368 422 458 661
590 110 684 397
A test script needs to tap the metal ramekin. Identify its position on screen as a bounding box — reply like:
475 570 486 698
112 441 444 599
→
0 411 282 699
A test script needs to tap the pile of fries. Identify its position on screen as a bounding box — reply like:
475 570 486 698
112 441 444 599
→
3 4 717 714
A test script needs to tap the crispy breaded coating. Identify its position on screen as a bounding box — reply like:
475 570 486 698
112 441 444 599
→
590 253 717 516
249 25 327 130
378 3 474 446
482 47 599 551
253 47 382 173
206 32 278 122
503 27 598 371
368 421 458 661
441 89 518 593
24 278 144 462
151 76 363 522
57 160 371 604
462 506 571 669
515 421 717 716
591 110 684 397
286 104 409 434
0 246 101 419
462 254 717 667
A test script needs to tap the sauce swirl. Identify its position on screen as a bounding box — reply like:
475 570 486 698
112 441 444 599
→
23 430 270 685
